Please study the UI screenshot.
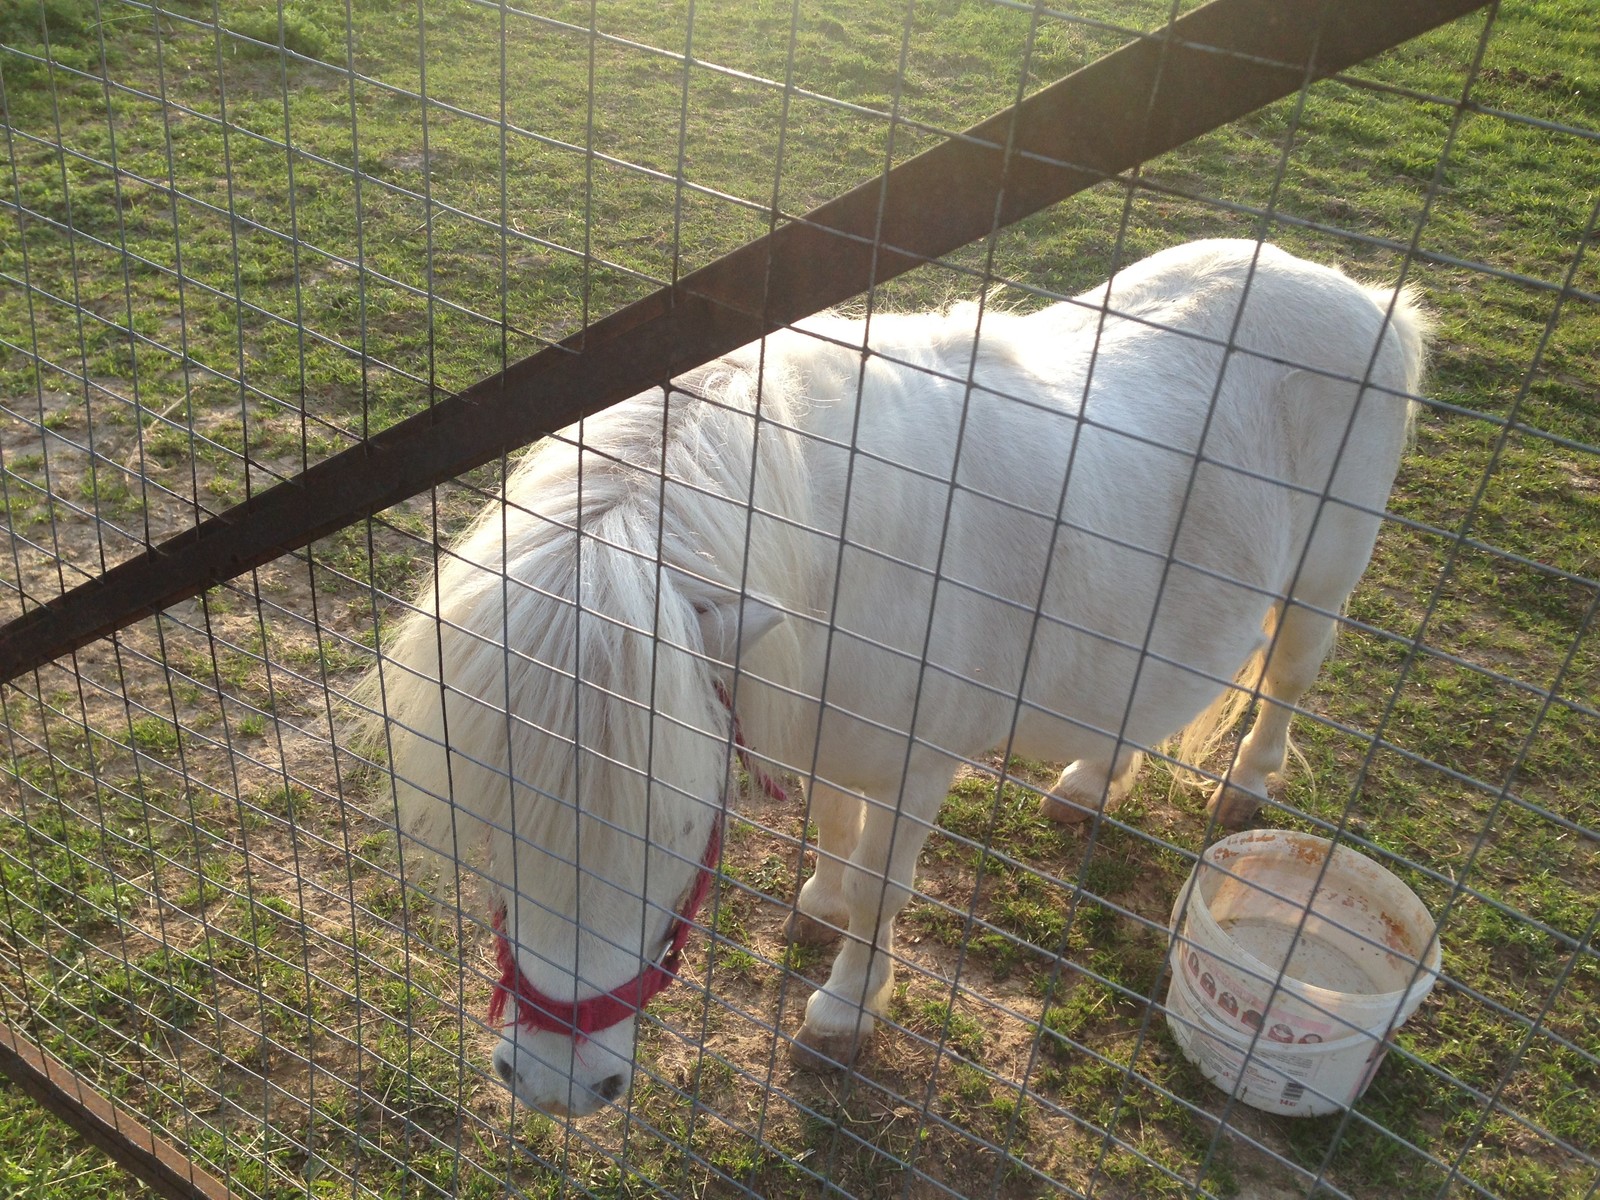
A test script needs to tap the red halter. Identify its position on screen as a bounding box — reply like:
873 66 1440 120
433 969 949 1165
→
488 824 721 1041
488 681 785 1041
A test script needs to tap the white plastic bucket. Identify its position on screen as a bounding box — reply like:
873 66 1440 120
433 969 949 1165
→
1165 830 1440 1117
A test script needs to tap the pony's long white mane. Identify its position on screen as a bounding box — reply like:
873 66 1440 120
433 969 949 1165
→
349 354 818 975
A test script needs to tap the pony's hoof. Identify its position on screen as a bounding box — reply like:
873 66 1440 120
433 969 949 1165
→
789 1024 866 1073
786 909 844 946
1040 792 1098 826
1207 779 1268 830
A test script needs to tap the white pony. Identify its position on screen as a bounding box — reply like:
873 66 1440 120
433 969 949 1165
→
354 240 1427 1117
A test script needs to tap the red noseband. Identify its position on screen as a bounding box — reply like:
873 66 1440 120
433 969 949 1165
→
489 823 721 1042
488 681 786 1041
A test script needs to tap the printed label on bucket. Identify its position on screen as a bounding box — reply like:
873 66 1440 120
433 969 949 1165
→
1168 949 1397 1117
1181 943 1338 1043
1171 1007 1342 1113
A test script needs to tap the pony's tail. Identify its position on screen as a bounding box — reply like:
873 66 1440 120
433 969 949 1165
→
1376 281 1433 446
1166 603 1280 792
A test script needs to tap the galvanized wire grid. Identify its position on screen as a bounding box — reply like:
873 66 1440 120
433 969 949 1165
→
2 2 1597 1199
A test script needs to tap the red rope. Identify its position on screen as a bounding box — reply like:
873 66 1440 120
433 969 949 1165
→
714 680 789 803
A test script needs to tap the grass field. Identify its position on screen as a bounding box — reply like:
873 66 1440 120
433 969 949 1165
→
1 1 1597 1198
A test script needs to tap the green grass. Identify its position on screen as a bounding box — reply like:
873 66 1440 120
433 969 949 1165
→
2 0 1597 1198
0 1080 159 1199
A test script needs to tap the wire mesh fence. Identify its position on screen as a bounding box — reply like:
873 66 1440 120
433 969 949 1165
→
1 2 1596 1199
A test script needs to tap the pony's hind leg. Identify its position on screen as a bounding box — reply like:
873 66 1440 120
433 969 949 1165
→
1209 600 1337 828
788 781 862 946
791 770 946 1070
1041 744 1144 825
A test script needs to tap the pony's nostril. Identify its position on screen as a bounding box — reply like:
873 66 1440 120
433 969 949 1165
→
597 1073 626 1102
494 1056 515 1086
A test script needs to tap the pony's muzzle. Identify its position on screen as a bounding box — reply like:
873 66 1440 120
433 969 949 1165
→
491 1032 633 1118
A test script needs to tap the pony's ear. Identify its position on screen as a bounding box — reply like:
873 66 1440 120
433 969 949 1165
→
691 592 785 665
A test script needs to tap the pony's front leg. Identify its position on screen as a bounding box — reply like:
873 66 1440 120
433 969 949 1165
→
788 781 863 946
791 778 943 1069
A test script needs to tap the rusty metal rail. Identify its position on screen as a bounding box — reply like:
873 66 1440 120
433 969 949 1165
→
0 1021 234 1200
0 0 1489 682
